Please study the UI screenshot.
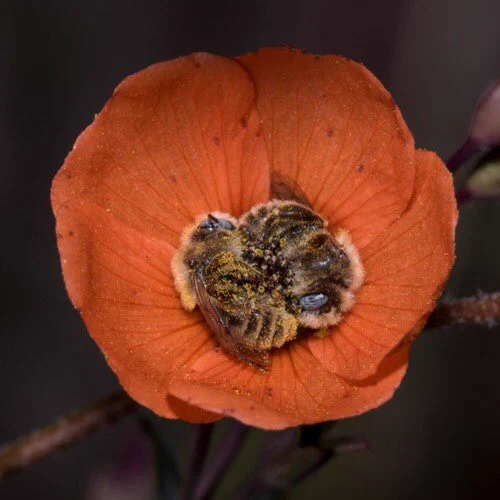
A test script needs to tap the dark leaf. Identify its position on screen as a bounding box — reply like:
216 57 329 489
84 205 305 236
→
299 421 337 448
320 436 371 455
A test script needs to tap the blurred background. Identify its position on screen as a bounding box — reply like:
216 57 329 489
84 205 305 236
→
1 0 500 498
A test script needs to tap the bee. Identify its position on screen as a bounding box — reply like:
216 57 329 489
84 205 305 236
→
171 173 364 368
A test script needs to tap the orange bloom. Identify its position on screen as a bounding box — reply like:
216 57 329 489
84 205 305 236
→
52 48 457 429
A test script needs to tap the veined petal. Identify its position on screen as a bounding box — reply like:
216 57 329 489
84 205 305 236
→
308 150 457 379
52 53 270 247
55 197 221 422
169 343 409 430
237 48 415 249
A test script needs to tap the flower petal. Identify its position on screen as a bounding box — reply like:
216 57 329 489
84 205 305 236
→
52 53 270 247
237 48 415 249
54 197 221 422
308 150 457 379
169 343 409 430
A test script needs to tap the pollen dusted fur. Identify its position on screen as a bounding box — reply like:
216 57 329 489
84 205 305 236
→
172 211 238 311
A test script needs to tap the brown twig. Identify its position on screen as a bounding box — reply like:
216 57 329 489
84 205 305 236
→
0 391 137 479
427 292 500 328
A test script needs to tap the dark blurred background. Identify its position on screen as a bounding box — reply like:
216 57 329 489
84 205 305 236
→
1 1 500 499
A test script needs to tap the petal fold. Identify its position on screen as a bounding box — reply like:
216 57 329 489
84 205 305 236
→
237 48 416 248
52 53 270 247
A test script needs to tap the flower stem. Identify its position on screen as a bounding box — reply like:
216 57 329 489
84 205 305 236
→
0 391 136 479
193 420 249 500
427 292 500 328
455 186 475 205
447 137 479 172
182 424 215 500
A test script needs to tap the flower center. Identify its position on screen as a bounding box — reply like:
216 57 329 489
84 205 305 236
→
171 201 363 367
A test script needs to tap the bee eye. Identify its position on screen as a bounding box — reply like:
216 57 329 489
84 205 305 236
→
300 293 329 310
198 215 235 232
218 219 235 230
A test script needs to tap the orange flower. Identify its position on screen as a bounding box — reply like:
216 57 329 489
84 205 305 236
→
52 48 457 429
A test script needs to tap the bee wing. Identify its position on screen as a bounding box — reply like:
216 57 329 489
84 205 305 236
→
270 170 313 208
192 272 271 369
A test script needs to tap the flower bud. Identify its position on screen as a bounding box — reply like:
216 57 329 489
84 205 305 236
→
448 79 500 172
469 79 500 150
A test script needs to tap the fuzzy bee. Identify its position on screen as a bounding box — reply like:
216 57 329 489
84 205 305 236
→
172 174 363 368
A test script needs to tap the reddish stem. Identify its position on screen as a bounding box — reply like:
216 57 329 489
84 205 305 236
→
193 421 249 500
183 424 215 500
447 137 479 173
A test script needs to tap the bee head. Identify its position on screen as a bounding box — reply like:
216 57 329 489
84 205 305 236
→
293 230 364 329
194 214 236 241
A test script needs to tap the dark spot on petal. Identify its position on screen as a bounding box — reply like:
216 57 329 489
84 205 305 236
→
249 405 255 410
256 129 262 138
65 172 72 179
357 164 365 173
265 387 273 397
68 230 74 237
240 116 248 128
193 60 201 68
213 136 221 146
169 173 177 183
326 129 333 137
